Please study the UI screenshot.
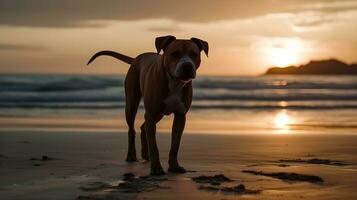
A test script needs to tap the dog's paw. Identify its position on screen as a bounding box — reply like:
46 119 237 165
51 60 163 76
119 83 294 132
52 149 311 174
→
168 165 186 173
126 154 137 162
141 152 150 161
151 166 166 175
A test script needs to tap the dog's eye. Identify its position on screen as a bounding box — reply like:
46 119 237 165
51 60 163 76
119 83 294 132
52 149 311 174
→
189 52 198 58
171 51 181 58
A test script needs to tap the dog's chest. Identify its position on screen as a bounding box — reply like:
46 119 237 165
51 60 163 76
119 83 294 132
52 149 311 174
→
162 81 187 115
163 92 186 115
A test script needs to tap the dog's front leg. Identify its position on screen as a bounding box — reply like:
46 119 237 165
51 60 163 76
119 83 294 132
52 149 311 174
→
168 113 186 173
145 115 165 175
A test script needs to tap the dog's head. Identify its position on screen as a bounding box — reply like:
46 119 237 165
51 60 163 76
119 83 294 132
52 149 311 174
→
156 35 209 81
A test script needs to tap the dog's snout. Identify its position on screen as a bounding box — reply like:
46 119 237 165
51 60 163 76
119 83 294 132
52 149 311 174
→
182 62 194 72
179 62 195 80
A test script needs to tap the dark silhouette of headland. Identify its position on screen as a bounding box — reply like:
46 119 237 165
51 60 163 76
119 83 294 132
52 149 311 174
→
265 59 357 75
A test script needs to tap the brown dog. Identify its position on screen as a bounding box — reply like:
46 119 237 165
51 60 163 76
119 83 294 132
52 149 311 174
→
87 35 208 175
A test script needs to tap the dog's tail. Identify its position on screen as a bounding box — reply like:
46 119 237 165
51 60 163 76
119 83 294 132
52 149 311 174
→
87 50 134 65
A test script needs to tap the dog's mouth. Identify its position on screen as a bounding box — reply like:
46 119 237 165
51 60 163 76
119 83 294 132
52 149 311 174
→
179 75 195 82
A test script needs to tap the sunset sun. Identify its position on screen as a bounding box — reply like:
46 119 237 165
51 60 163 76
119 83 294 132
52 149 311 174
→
270 47 298 67
257 38 305 68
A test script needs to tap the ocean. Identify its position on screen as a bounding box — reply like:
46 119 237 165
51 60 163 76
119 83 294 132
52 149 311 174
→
0 74 356 134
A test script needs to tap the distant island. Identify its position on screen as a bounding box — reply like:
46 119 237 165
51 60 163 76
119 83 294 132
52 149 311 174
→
265 59 357 75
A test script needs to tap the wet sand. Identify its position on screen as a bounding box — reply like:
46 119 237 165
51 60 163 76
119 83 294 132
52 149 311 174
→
1 131 357 200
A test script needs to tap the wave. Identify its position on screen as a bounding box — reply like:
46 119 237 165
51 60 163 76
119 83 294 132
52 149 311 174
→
1 74 357 111
193 78 357 90
1 90 357 103
0 75 124 92
1 102 357 110
1 75 356 93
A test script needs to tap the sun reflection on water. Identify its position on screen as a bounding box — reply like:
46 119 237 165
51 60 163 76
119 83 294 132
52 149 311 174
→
274 110 292 134
279 101 288 107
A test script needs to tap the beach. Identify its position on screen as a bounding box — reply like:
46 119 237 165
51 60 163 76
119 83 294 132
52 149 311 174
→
1 131 357 200
1 75 357 199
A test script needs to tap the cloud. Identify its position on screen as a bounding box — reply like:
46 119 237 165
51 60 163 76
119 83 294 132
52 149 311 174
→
146 26 181 33
289 5 357 32
0 0 323 28
291 11 337 29
0 44 46 51
293 0 357 13
145 20 181 33
294 18 335 27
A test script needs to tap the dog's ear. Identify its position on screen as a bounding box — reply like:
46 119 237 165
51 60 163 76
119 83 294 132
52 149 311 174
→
155 35 176 54
190 37 209 57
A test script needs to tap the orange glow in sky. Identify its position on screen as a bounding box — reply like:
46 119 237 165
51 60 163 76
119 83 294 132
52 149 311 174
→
0 1 356 75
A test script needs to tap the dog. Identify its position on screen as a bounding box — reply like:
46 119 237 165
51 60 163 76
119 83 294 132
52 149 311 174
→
87 35 208 175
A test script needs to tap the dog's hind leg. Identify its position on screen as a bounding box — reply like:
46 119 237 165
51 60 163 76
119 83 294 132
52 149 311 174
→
140 122 149 161
125 67 141 162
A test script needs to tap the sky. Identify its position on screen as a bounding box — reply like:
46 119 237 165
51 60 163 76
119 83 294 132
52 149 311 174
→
0 0 357 76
